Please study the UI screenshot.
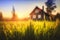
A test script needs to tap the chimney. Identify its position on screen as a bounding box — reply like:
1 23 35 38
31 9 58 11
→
42 6 44 11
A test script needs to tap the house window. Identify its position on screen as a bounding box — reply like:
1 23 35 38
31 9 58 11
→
33 15 36 19
35 9 39 13
38 15 41 18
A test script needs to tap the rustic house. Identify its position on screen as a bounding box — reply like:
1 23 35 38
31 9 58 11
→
30 6 50 20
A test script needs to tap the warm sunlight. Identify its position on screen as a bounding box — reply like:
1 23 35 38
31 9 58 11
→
0 0 60 19
0 0 60 40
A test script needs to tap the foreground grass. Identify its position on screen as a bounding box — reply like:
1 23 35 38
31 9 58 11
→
0 20 60 40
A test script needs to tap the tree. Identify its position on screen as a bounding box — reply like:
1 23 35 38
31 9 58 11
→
45 0 56 14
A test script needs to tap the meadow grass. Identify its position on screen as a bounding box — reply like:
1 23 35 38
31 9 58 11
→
0 20 60 40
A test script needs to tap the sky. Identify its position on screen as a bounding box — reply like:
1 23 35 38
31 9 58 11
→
0 0 60 19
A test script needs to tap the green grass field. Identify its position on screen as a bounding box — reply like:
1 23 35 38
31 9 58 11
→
0 20 60 40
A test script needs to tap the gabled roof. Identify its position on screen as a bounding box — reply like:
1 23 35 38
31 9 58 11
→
30 6 42 15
